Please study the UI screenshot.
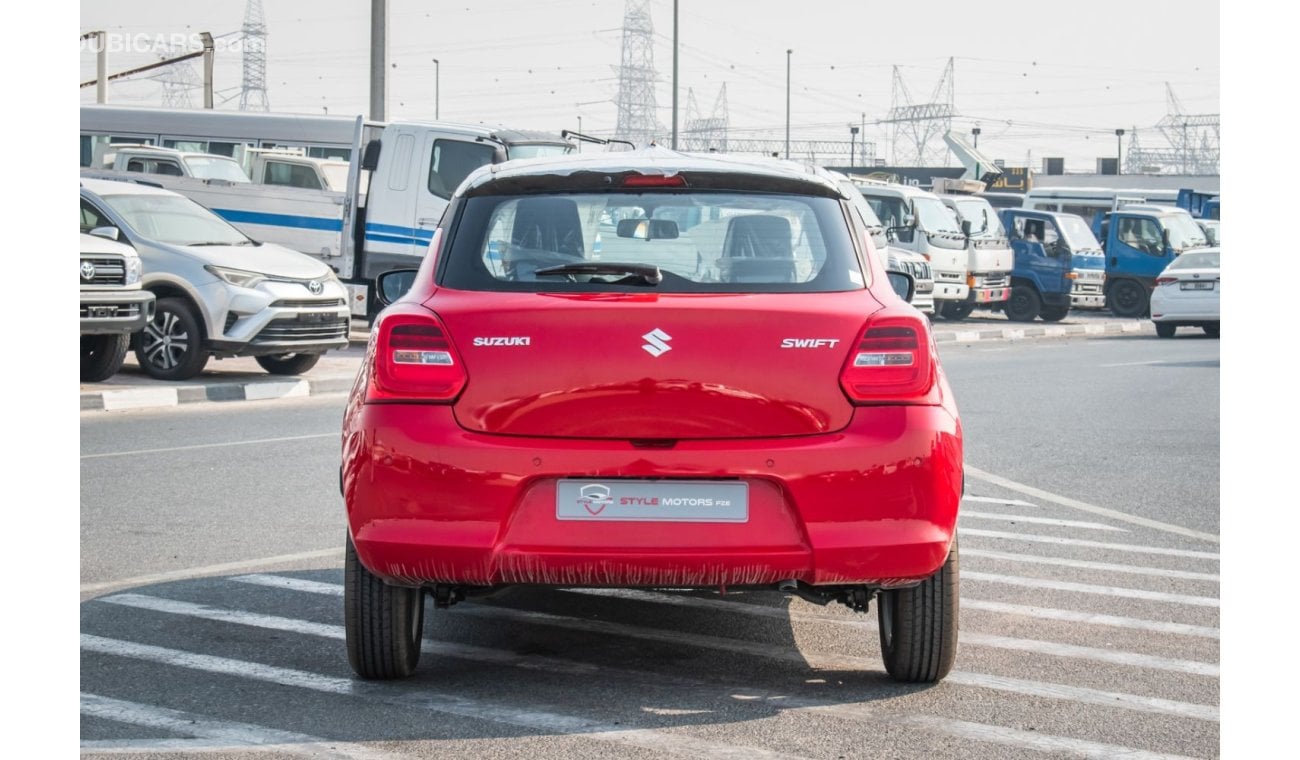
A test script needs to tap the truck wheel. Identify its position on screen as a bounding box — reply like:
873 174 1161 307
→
1004 287 1041 322
1155 323 1176 338
1039 305 1069 322
938 301 975 321
133 298 210 381
1107 280 1149 318
81 333 129 382
255 353 322 376
878 537 959 683
345 535 424 679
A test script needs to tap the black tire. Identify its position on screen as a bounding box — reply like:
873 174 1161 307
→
1039 304 1069 322
1203 323 1219 338
938 301 975 322
255 353 322 376
1003 286 1041 322
81 333 129 382
1155 322 1176 338
878 538 959 683
1107 279 1149 318
345 535 424 679
134 297 209 381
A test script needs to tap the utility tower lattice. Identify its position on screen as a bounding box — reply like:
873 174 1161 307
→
680 84 729 152
612 0 659 146
150 44 203 108
881 58 955 166
239 0 270 111
1125 83 1218 174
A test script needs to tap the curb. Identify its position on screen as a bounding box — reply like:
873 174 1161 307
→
81 319 1154 412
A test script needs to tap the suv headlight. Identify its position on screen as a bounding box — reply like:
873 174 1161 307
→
205 265 267 289
124 256 143 286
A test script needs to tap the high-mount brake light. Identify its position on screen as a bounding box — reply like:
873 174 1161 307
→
622 174 687 188
368 312 467 403
840 316 934 403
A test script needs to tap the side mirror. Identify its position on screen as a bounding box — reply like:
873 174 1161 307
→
1162 228 1171 249
88 226 120 242
886 270 916 303
361 139 382 172
376 269 419 306
960 219 972 237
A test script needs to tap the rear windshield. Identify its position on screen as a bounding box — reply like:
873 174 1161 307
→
441 191 865 293
1168 251 1219 270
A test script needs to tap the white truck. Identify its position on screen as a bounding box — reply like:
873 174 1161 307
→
82 120 574 317
933 178 1015 320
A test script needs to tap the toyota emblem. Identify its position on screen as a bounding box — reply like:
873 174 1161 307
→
81 261 96 282
308 280 324 295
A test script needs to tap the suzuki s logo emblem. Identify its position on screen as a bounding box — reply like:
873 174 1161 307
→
577 484 614 515
641 328 672 357
81 261 96 281
307 280 324 295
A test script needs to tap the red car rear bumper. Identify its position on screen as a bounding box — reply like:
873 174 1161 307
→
343 404 962 589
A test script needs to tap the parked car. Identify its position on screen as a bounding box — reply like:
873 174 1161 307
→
79 230 155 381
79 178 351 380
1150 248 1220 338
1197 219 1220 247
341 149 964 684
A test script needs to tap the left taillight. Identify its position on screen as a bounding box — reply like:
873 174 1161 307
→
1156 276 1179 286
366 311 467 403
840 314 936 404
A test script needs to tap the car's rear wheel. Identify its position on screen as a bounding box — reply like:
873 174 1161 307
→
81 333 130 382
1155 323 1176 338
938 301 975 321
1203 323 1219 338
878 538 959 683
1039 304 1069 322
345 535 424 679
134 297 209 381
255 353 322 376
1004 286 1040 322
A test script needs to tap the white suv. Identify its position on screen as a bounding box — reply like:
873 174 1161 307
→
79 179 350 381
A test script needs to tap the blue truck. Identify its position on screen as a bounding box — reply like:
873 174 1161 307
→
1092 205 1213 318
997 209 1107 322
1176 188 1220 220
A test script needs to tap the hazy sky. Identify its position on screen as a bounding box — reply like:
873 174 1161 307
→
79 0 1220 171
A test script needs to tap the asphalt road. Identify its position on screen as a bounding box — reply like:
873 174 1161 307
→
79 333 1220 759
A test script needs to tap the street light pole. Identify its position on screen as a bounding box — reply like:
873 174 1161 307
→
971 126 981 149
432 59 440 120
1115 128 1125 175
577 115 583 153
369 0 387 121
849 125 859 167
671 0 679 150
785 49 792 159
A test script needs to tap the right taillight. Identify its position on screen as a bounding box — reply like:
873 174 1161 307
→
1156 276 1179 286
366 310 467 403
840 314 935 404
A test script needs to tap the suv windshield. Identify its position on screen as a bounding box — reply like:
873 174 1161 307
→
184 156 251 182
442 191 864 293
99 193 251 246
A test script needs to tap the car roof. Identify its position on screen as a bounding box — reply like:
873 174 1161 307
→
80 177 182 198
459 146 844 197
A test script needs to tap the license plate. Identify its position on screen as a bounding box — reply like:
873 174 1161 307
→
1181 282 1214 291
88 306 118 318
298 312 333 323
557 479 749 523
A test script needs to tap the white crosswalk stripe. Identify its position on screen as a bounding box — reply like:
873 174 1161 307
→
963 571 1221 607
959 510 1127 532
960 547 1219 581
961 528 1220 559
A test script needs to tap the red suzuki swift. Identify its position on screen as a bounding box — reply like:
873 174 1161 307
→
341 150 963 683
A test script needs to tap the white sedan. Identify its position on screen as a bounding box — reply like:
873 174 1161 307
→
1150 248 1219 338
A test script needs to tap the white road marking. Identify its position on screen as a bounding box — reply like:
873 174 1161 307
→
80 693 399 759
100 387 178 411
1099 360 1165 368
244 379 312 400
961 548 1219 581
79 634 809 760
962 495 1038 507
962 599 1219 639
896 715 1198 760
963 571 1220 607
93 591 1218 733
80 548 344 596
962 528 1219 559
965 466 1219 543
959 510 1126 532
81 433 337 460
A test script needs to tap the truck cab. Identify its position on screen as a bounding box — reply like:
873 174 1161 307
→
1094 205 1212 317
94 144 252 183
937 190 1013 320
998 209 1106 322
851 181 971 312
244 149 350 192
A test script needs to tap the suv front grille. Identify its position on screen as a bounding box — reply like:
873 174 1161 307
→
252 317 349 344
81 256 126 286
